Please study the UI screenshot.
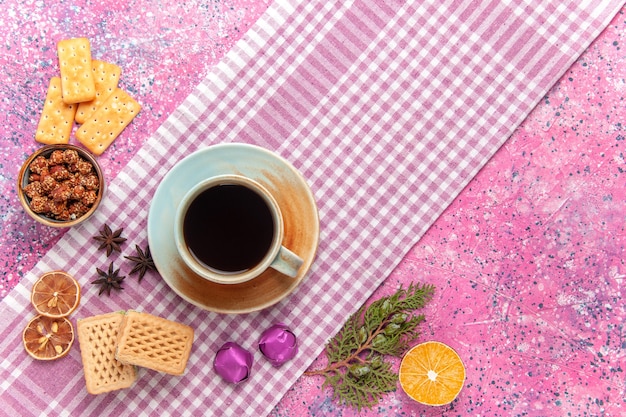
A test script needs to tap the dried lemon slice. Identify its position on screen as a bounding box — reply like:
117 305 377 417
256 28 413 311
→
399 341 466 406
31 271 80 318
23 315 75 360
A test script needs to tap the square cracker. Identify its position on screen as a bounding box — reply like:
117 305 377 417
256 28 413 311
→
76 312 137 395
57 37 96 104
35 77 77 144
75 87 141 155
75 60 122 124
116 310 194 375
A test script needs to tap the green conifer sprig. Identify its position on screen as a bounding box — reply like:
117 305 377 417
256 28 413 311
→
304 282 435 411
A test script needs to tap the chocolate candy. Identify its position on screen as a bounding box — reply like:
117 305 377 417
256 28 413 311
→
258 323 298 367
213 342 253 383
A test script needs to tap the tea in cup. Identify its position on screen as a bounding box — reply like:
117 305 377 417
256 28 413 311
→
174 174 303 284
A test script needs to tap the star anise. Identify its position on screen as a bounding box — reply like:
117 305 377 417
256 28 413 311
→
94 224 127 257
124 244 156 281
92 262 125 296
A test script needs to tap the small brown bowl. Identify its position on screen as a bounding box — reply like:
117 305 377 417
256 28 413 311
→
17 144 105 228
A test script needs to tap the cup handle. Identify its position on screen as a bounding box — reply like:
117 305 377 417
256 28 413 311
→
270 246 304 278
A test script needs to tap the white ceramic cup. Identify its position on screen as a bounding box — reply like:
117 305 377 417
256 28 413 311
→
174 174 303 284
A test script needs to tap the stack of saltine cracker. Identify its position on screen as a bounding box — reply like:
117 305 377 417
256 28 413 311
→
77 310 194 395
35 37 141 156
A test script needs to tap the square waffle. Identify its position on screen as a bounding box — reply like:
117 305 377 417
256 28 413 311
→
76 312 137 394
115 310 194 375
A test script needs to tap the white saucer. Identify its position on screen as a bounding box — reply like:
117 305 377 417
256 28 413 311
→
147 143 319 314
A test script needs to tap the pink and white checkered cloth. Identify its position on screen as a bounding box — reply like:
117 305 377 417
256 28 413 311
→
0 1 622 416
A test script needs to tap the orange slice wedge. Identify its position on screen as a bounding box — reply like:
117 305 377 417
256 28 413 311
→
399 341 466 406
31 271 81 318
23 315 75 360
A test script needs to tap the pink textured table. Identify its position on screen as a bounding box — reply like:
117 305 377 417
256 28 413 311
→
1 2 624 416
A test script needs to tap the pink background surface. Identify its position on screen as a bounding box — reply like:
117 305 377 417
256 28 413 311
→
1 2 624 416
